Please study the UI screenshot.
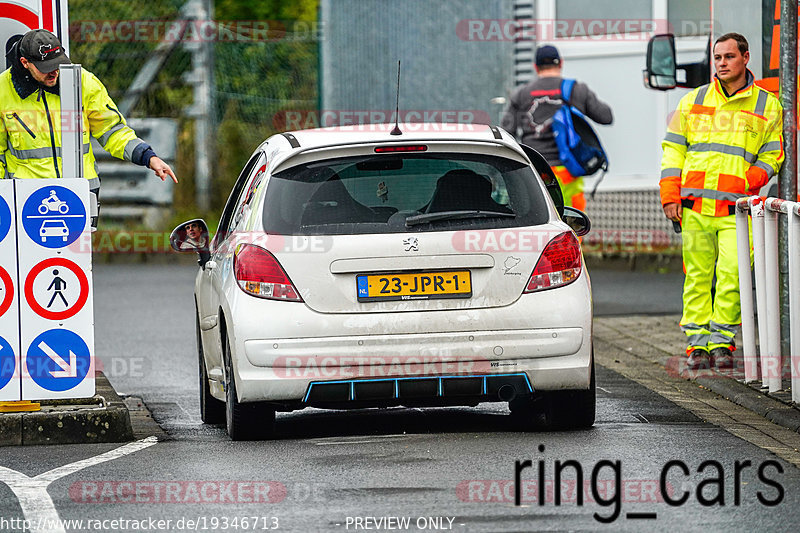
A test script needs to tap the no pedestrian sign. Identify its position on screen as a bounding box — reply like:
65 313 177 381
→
24 257 89 320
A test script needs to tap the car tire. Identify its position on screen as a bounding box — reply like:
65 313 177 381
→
223 334 276 441
197 314 224 424
544 361 596 430
511 354 596 431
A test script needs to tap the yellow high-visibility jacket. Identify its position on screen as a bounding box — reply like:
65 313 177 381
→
0 66 147 187
660 72 784 217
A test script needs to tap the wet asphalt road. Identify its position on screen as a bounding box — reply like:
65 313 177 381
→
2 263 799 533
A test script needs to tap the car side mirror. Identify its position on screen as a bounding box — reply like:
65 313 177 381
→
644 34 677 90
519 144 564 218
562 206 591 236
170 218 211 266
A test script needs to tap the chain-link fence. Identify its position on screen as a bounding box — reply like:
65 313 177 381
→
68 0 319 215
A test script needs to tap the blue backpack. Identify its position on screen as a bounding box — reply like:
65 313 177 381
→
551 79 609 178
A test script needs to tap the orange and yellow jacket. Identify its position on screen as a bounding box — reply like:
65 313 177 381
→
660 71 784 216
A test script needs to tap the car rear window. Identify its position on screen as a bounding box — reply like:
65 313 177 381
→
262 153 549 235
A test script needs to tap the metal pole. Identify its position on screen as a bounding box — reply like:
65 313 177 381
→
764 203 782 392
751 198 768 383
184 0 213 212
788 204 800 403
779 0 798 362
735 199 757 382
58 64 83 181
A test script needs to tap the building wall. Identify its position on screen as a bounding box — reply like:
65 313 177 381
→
320 0 514 126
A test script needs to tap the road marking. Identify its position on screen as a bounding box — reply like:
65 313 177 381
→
0 436 157 533
314 439 397 446
312 434 411 446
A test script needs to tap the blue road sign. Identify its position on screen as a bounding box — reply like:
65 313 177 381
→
21 186 86 248
0 336 15 390
26 329 91 391
0 195 10 243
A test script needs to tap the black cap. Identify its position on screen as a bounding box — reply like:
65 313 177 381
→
19 29 70 73
535 44 561 67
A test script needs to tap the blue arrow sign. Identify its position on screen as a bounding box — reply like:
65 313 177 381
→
26 329 91 391
0 336 15 390
21 186 86 248
0 195 10 243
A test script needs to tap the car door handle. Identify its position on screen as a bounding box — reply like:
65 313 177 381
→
205 260 217 271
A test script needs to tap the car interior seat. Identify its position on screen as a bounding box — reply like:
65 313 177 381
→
301 174 378 226
426 169 511 214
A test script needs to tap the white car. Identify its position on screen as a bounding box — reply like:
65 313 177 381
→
173 124 594 440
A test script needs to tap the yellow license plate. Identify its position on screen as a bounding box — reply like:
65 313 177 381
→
357 271 472 302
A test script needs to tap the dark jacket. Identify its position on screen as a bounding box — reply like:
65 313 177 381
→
501 76 613 166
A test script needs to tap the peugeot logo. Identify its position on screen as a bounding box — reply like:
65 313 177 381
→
403 238 418 252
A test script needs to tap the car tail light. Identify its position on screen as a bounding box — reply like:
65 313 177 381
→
523 232 582 293
234 244 303 301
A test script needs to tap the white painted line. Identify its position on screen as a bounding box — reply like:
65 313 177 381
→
311 434 411 446
314 439 395 445
0 436 157 533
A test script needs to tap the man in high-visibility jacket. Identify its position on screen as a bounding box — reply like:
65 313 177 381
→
660 32 783 370
0 29 176 224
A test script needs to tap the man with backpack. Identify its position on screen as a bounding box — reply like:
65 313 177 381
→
501 44 613 211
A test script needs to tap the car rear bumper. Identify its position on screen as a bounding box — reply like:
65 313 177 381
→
234 350 591 404
244 327 583 367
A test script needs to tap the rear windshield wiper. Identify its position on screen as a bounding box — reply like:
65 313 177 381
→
405 210 515 227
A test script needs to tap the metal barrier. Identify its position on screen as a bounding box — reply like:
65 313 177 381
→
736 196 800 401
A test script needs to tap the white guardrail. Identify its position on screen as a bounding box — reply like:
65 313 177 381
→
735 196 800 400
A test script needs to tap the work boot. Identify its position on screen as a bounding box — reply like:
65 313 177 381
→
710 347 735 369
686 349 712 370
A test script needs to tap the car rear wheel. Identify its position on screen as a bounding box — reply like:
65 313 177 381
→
544 361 596 429
511 354 596 430
197 314 224 424
223 334 276 441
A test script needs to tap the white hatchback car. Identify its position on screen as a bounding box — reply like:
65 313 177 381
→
172 124 594 440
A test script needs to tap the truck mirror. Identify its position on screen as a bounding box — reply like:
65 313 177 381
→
645 34 677 90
